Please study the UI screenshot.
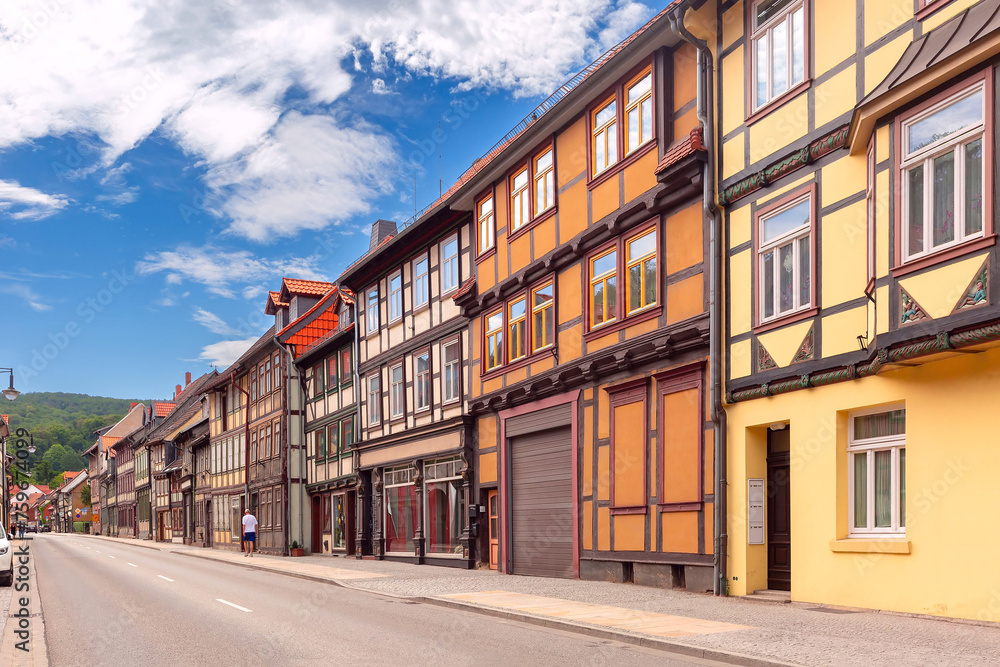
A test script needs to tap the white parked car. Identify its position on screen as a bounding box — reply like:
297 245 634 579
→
0 523 12 586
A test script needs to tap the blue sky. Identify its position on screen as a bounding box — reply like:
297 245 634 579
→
0 0 658 400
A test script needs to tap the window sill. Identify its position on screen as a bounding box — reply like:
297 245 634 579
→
476 247 497 265
754 306 818 335
610 506 647 515
507 207 556 244
584 306 661 342
892 235 996 278
658 501 703 513
829 538 910 554
745 79 812 128
480 347 556 382
587 141 657 190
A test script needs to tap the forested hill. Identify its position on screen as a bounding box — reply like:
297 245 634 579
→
2 392 151 487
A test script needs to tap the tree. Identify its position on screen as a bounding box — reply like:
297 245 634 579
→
33 460 53 488
80 484 91 507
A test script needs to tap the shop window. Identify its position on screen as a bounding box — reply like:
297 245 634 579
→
900 79 987 263
849 407 906 537
384 466 417 553
332 494 348 550
756 187 814 325
424 458 465 556
751 0 806 112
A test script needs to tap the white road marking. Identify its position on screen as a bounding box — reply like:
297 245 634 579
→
127 563 137 567
216 599 252 613
158 575 174 582
95 550 101 553
108 555 116 559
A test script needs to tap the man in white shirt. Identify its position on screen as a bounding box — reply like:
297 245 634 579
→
242 509 258 557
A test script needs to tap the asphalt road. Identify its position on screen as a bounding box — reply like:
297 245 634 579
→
34 534 726 667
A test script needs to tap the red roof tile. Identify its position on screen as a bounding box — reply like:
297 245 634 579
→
283 278 334 297
154 401 176 417
280 290 344 358
452 276 476 300
655 127 706 174
1 415 7 424
268 291 288 307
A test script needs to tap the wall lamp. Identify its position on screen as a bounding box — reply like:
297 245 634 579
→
0 369 19 401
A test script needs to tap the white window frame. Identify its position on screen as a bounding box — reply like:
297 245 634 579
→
366 287 379 336
900 81 986 263
415 351 431 412
848 405 906 538
423 457 465 558
413 255 429 308
367 374 381 426
478 196 494 255
440 234 459 294
751 0 806 112
388 270 403 323
389 363 404 420
757 191 812 324
442 340 460 404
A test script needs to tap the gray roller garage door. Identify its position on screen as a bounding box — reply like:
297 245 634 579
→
511 426 574 578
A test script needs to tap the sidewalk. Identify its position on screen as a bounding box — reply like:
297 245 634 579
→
72 534 1000 666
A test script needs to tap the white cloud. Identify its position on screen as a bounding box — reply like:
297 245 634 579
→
0 180 70 220
136 244 329 298
0 0 651 238
372 78 390 95
0 283 52 311
192 308 239 336
199 337 259 368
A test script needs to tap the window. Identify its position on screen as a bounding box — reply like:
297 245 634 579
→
757 190 812 323
849 408 905 536
751 0 806 111
485 310 504 372
251 431 258 462
478 196 494 255
590 248 618 328
900 81 986 263
316 428 327 460
339 304 353 329
342 416 354 451
424 458 465 556
326 355 338 391
534 149 554 215
366 288 379 335
340 347 352 385
388 271 403 323
626 228 657 314
332 494 347 550
329 423 340 458
442 340 460 404
413 256 429 308
390 363 404 419
592 97 618 175
250 370 257 402
311 363 324 398
531 282 554 353
508 297 527 361
264 359 272 393
440 236 459 294
272 353 280 391
264 426 272 459
368 374 381 425
415 351 431 411
510 168 529 232
625 71 653 155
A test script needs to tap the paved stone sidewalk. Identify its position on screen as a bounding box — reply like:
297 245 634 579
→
69 534 1000 666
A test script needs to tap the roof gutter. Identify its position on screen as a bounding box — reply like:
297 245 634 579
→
668 2 727 597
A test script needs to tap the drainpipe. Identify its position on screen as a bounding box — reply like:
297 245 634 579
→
230 371 251 525
352 297 363 556
273 337 302 556
669 4 728 596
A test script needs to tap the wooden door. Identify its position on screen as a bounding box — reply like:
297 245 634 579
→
206 501 212 547
767 428 791 591
311 495 322 553
488 490 499 570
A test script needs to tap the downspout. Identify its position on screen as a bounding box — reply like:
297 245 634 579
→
669 4 728 596
274 337 302 556
230 371 251 524
352 297 363 556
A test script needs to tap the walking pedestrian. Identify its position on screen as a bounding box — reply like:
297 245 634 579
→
18 523 24 540
242 509 258 557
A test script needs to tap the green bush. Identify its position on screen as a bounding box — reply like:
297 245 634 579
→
73 522 89 533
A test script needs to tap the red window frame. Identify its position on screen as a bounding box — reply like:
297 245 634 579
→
607 378 649 515
479 275 557 379
586 60 656 187
655 364 704 512
506 138 557 241
476 189 496 260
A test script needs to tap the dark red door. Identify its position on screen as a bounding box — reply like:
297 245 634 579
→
767 428 791 591
311 495 322 553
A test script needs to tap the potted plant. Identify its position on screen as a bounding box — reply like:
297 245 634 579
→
290 540 304 557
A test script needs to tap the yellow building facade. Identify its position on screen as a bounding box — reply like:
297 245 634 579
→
700 0 1000 620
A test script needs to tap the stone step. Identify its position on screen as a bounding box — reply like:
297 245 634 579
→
746 589 791 603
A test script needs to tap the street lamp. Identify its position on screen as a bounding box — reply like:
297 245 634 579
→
0 368 19 401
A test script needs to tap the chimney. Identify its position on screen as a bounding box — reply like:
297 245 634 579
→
175 384 182 398
185 372 192 387
369 219 398 251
